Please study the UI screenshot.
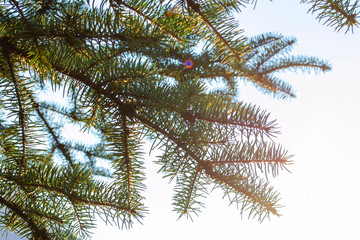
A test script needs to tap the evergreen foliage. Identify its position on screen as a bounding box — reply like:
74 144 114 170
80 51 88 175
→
301 0 360 33
2 0 356 238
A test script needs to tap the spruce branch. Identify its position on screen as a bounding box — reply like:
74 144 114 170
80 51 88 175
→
198 11 246 63
257 56 331 75
253 38 296 71
173 168 205 219
3 49 26 180
121 114 132 205
0 0 336 235
198 161 280 217
9 0 50 66
7 42 284 217
245 33 283 56
302 0 360 33
111 0 185 43
33 101 75 168
0 195 51 240
0 172 139 215
134 113 282 219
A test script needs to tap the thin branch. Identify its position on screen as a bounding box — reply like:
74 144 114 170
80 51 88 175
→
121 114 132 205
258 61 331 75
113 0 184 42
324 0 356 21
200 15 239 59
69 198 87 234
195 8 247 63
33 101 75 168
9 0 50 66
4 50 26 180
0 196 51 240
0 173 138 214
133 113 279 215
183 170 200 213
207 158 290 165
254 40 295 71
83 50 127 73
40 184 138 214
198 161 279 216
190 112 276 134
30 210 64 225
9 0 33 33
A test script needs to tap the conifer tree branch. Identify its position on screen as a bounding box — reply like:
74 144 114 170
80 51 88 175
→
111 0 184 42
1 0 336 232
256 56 331 75
35 60 276 136
35 184 138 214
3 51 26 180
9 44 290 131
9 0 50 65
245 34 283 55
133 113 279 216
253 39 295 71
189 112 275 134
121 114 132 205
208 158 289 164
182 169 200 214
9 0 34 35
198 163 279 216
14 32 159 42
302 0 360 33
29 210 64 225
33 101 75 168
0 172 138 214
83 50 127 73
0 195 51 240
197 11 244 63
315 0 354 20
69 198 87 235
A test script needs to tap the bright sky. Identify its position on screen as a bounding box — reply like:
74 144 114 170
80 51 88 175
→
3 1 360 239
93 1 360 239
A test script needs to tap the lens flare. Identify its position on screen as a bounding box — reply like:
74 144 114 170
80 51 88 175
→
184 59 193 69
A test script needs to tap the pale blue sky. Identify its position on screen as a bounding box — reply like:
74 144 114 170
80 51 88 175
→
93 1 360 240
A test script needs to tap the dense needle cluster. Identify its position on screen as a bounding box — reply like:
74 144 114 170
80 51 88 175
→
1 0 355 239
302 0 360 33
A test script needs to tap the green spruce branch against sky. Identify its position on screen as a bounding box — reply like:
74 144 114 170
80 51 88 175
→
0 0 358 239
